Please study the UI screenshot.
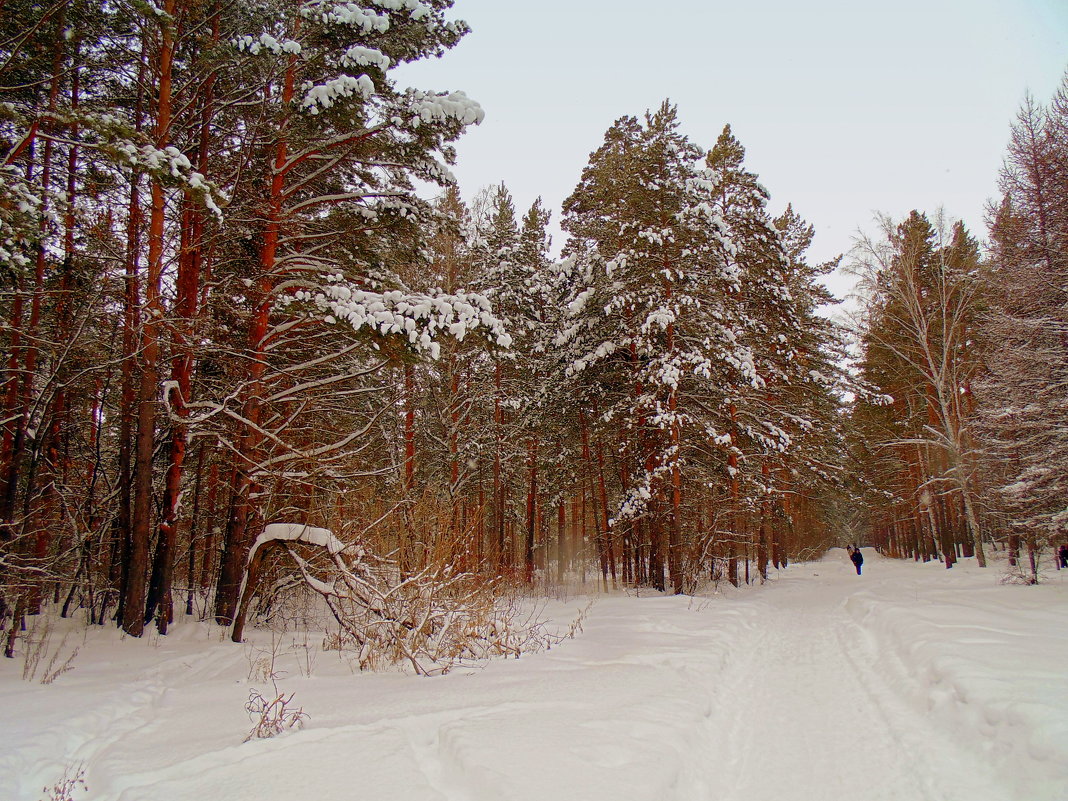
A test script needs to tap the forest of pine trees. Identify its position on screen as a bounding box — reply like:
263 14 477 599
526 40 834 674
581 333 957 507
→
1 1 1066 661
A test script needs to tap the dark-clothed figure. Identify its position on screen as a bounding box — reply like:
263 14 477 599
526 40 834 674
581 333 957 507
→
849 545 864 575
1058 544 1068 569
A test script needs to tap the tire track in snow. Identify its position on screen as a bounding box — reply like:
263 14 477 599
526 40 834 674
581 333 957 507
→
708 596 934 800
835 589 1022 801
387 702 556 801
2 632 248 800
695 571 1011 801
2 673 164 799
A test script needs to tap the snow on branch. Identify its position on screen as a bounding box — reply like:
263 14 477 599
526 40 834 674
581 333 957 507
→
294 283 513 357
257 523 346 555
303 1 391 32
408 90 484 126
234 33 302 55
302 74 376 114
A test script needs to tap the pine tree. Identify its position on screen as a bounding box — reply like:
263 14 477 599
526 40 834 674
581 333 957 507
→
977 77 1068 557
698 126 848 580
560 102 764 592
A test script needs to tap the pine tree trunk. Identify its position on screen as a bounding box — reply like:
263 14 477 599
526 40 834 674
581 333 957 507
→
493 361 505 571
756 460 770 582
114 173 142 627
594 436 616 588
727 405 740 588
525 436 538 582
185 442 207 616
556 499 566 583
199 460 221 596
125 2 177 636
668 389 683 594
0 42 64 537
149 17 215 631
401 362 417 575
215 47 298 624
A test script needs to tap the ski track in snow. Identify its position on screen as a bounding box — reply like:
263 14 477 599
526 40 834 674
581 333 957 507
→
3 550 1066 801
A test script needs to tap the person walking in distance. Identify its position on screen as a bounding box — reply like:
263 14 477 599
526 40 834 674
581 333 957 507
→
849 545 864 575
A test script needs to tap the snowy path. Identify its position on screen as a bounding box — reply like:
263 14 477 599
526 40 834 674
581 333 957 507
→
700 572 999 801
3 550 1066 800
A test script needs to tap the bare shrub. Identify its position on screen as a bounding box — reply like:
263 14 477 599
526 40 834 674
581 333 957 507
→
244 683 309 742
289 631 317 678
21 620 82 684
999 565 1042 585
556 600 592 642
40 763 87 801
245 631 285 683
295 550 598 674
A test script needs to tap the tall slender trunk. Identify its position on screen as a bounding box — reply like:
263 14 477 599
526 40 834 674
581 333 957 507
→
579 411 609 588
404 364 416 490
114 173 143 626
578 479 587 585
757 460 769 582
148 9 217 631
215 44 298 624
401 362 417 574
493 361 505 570
524 436 538 582
727 403 740 588
449 363 461 547
184 442 207 615
147 191 203 630
593 435 616 587
959 482 987 567
199 460 221 594
125 2 177 636
555 499 565 583
110 36 149 626
65 372 107 619
32 47 82 612
668 387 682 594
773 472 787 570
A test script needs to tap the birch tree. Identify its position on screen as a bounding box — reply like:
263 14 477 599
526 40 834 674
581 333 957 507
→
851 211 988 567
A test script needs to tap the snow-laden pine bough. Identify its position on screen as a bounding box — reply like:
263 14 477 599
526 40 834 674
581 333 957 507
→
231 524 580 675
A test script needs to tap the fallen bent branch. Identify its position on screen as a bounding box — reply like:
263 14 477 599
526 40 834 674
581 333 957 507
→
231 523 565 675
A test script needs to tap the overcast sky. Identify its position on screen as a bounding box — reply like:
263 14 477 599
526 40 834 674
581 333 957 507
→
398 0 1067 302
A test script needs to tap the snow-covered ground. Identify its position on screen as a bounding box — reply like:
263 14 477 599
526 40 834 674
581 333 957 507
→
3 548 1066 801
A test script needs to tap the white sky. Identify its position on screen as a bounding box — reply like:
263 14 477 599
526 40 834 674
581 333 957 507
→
398 0 1068 302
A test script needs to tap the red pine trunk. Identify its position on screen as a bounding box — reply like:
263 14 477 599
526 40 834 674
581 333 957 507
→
125 0 177 636
216 48 298 624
